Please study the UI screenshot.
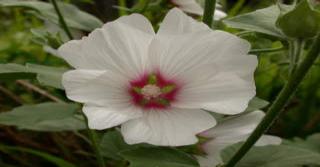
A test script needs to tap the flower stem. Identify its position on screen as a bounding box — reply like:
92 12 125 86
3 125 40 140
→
50 0 73 40
202 0 216 28
290 39 305 76
224 34 320 167
82 112 106 167
118 0 128 16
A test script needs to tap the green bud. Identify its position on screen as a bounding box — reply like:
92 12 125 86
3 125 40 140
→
276 0 320 39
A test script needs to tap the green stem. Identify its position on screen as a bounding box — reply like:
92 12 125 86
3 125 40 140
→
118 0 128 16
224 34 320 167
50 0 73 40
290 39 305 76
202 0 216 28
133 0 150 13
228 0 245 17
82 112 106 167
249 47 284 54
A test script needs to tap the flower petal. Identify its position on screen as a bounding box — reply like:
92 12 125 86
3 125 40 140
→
149 30 255 114
203 111 265 138
157 8 210 35
171 0 203 15
58 14 155 78
62 69 130 106
256 135 282 146
197 134 281 167
121 108 216 146
83 105 143 130
198 111 281 167
173 73 255 115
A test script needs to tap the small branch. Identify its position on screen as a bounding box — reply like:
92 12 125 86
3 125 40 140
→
50 0 73 40
202 0 216 28
0 85 24 104
16 80 64 103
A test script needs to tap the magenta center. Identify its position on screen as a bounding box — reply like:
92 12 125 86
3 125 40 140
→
128 72 179 110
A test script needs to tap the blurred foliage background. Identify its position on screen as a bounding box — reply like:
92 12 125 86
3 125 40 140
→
0 0 319 166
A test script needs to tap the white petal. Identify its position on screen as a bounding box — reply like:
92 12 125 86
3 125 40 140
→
62 69 130 106
83 105 143 130
58 14 154 78
215 9 227 20
197 142 226 167
121 108 216 146
203 111 265 138
149 30 251 79
171 0 203 15
157 8 210 35
149 30 255 114
256 135 282 146
173 73 255 115
198 111 281 167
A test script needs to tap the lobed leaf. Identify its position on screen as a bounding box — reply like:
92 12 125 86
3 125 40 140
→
0 102 86 131
0 63 67 89
222 142 320 167
224 5 285 38
0 0 103 31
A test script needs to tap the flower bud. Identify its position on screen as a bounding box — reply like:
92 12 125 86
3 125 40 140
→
276 0 320 39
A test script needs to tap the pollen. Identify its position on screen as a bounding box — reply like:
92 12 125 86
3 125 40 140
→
129 72 180 109
141 85 162 100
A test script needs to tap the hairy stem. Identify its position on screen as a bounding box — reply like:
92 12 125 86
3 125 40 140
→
82 112 106 167
202 0 216 28
50 0 73 40
224 34 320 167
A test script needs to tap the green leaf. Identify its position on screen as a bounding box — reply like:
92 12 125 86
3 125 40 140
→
0 63 67 89
0 144 76 167
26 64 67 89
0 102 86 131
222 143 320 167
100 130 131 160
245 97 270 112
0 0 103 31
99 130 151 160
284 133 320 153
276 0 320 39
223 5 285 38
119 147 200 167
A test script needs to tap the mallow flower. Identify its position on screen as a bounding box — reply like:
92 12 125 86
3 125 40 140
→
196 111 282 167
59 8 257 146
171 0 227 20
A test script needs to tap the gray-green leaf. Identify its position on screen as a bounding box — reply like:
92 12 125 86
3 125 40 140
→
0 103 86 131
245 97 270 112
0 63 67 89
223 5 285 38
0 0 103 31
99 130 151 160
222 143 320 167
119 147 200 167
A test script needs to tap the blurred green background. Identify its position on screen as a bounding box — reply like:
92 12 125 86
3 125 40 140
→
0 0 319 166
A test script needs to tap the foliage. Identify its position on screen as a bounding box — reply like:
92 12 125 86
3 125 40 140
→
0 0 320 167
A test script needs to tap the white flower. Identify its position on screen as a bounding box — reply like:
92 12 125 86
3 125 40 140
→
171 0 227 20
59 8 257 146
196 111 282 167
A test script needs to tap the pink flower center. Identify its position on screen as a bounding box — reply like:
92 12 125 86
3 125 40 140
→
128 72 180 110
